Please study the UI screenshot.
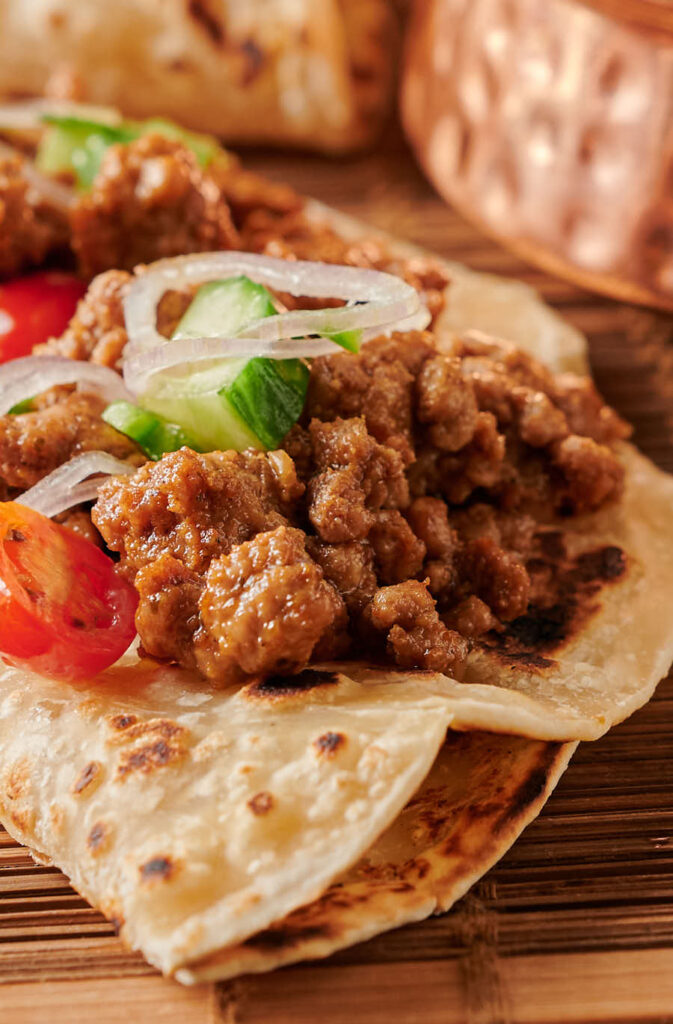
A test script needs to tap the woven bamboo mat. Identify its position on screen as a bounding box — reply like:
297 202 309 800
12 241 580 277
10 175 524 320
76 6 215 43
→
2 129 673 1023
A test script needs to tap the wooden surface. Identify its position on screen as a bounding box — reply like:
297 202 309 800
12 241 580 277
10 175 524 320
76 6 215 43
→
2 128 673 1023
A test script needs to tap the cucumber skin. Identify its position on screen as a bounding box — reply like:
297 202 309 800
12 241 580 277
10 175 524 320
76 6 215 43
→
167 277 308 452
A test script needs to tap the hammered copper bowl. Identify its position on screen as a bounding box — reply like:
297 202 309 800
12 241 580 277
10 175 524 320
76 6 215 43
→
401 0 673 310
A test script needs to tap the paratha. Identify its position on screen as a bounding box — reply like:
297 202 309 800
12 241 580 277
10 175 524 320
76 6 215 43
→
0 0 396 153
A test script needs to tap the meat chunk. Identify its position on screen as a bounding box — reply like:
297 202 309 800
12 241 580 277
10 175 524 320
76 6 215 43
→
551 435 624 514
368 510 426 584
0 393 141 492
134 554 204 670
197 527 344 682
511 387 568 447
37 270 131 370
307 538 378 617
451 504 536 558
93 447 302 576
0 154 67 276
416 355 478 451
458 537 530 621
368 580 468 674
439 412 506 505
305 335 434 465
442 596 498 640
307 418 408 542
552 374 631 445
71 135 240 277
406 497 455 560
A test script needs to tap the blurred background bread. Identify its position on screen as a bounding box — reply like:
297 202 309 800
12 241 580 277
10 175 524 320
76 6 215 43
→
401 0 673 311
0 0 397 153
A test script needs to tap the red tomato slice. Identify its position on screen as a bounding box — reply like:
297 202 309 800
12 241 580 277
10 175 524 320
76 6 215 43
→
0 272 86 364
0 503 137 681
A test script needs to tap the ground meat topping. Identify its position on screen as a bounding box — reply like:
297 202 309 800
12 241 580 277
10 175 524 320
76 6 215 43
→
551 435 625 514
37 270 131 370
0 154 68 277
458 537 530 622
92 447 300 577
416 355 478 452
0 392 142 493
197 526 345 683
368 510 427 585
71 135 240 278
305 418 408 543
79 301 627 683
367 580 468 674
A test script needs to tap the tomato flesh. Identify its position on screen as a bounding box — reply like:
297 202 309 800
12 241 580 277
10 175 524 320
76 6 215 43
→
0 272 86 364
0 503 137 680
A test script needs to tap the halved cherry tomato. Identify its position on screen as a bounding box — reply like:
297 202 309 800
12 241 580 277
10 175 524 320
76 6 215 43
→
0 272 86 364
0 503 137 681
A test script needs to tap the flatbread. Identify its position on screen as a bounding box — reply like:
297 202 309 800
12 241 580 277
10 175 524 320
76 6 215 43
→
180 732 575 983
0 0 395 153
0 660 461 974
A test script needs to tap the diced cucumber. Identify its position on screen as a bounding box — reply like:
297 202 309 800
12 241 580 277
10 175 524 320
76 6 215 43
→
228 357 309 450
172 276 277 339
142 363 263 453
328 329 361 353
102 400 200 461
161 277 309 450
37 119 137 190
8 397 35 415
36 113 222 190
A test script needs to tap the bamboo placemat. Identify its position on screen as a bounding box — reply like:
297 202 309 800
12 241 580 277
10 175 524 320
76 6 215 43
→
2 129 672 1023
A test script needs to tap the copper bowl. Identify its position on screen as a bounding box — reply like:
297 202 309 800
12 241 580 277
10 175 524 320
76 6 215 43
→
401 0 673 310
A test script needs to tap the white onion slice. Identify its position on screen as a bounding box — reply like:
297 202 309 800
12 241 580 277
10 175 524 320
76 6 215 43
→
124 335 342 392
17 452 135 519
122 252 422 391
0 99 122 132
0 357 132 415
361 305 432 342
0 141 74 212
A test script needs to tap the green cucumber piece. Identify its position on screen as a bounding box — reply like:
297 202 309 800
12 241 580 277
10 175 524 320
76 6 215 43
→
142 362 263 453
36 113 221 190
8 397 35 415
165 276 309 450
172 276 278 339
102 400 199 461
328 329 361 353
228 357 310 450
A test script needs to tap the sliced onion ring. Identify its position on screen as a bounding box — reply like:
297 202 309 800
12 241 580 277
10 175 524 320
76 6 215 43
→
16 452 135 520
0 99 123 133
122 252 424 392
0 356 133 416
0 141 74 212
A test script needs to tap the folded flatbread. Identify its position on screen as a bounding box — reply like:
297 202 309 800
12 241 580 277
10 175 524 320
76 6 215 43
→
0 653 574 979
0 0 396 153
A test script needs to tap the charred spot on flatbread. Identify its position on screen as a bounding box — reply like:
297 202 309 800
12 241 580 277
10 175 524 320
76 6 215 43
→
187 0 225 47
313 732 346 757
483 542 627 665
247 791 274 816
109 714 138 731
72 760 103 797
140 856 177 884
4 757 31 801
87 820 111 856
243 670 340 702
116 737 188 780
243 921 334 952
